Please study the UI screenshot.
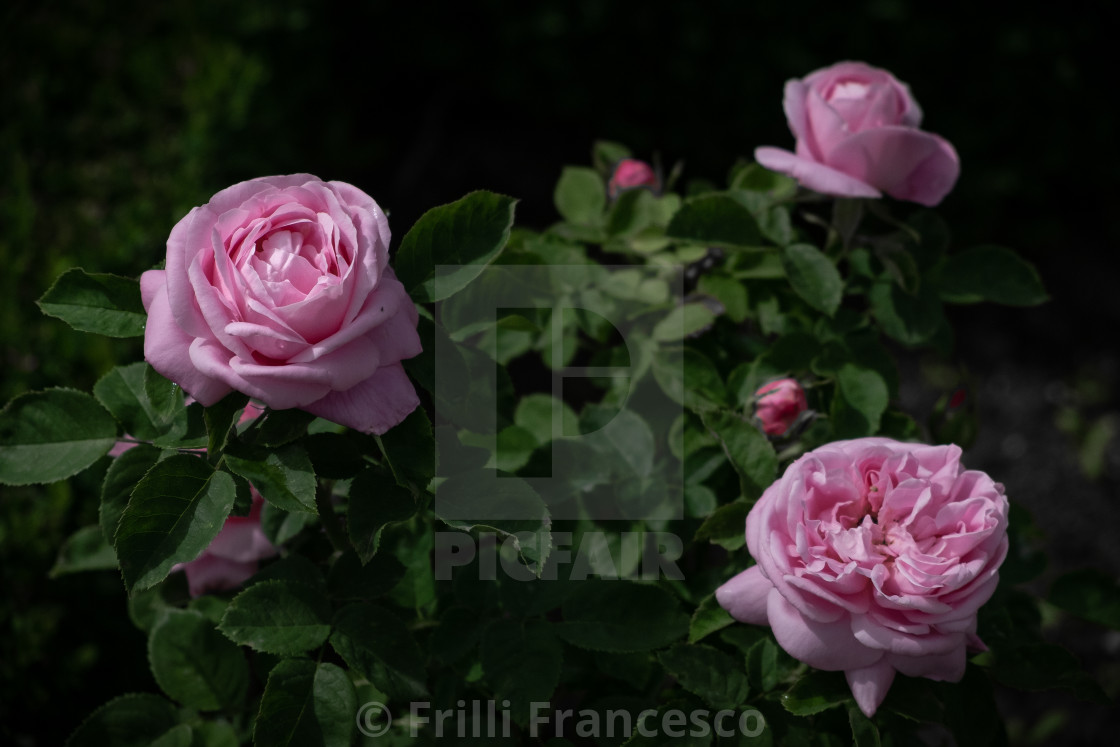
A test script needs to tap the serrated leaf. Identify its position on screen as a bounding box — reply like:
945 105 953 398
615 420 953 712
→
218 580 332 655
849 706 882 747
667 193 762 248
435 469 552 573
396 190 517 302
836 364 889 435
781 670 850 715
482 619 563 725
0 388 118 485
652 346 728 414
688 593 735 643
652 303 719 342
94 363 187 441
658 643 750 709
37 268 146 337
50 524 118 576
376 405 434 491
693 502 749 550
781 243 843 317
554 166 607 225
66 693 179 747
348 468 418 563
253 660 356 747
224 443 317 514
555 580 689 652
697 274 749 323
203 391 249 456
115 454 237 592
329 603 428 700
938 245 1048 306
700 410 777 500
148 609 248 710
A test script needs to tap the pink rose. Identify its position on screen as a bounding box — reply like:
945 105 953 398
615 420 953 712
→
716 437 1008 716
754 378 809 436
755 61 960 206
141 175 422 434
173 493 277 597
608 158 659 198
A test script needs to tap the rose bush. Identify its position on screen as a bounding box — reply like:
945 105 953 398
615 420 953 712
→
716 437 1009 716
141 174 422 434
754 377 809 436
755 61 960 206
172 491 276 597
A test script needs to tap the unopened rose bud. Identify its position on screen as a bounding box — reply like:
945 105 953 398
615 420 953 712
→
608 158 659 198
754 378 808 436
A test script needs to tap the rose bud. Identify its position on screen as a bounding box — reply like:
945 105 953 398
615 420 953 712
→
755 61 959 206
608 158 660 199
141 175 422 435
753 378 809 436
716 438 1009 716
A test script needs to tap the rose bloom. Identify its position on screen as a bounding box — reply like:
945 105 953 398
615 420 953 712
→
173 491 277 597
141 174 421 434
755 61 959 206
754 378 808 436
608 158 659 198
716 438 1008 716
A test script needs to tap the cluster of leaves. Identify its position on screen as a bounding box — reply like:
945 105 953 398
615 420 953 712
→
0 141 1112 747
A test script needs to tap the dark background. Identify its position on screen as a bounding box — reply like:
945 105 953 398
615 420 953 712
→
2 1 1117 744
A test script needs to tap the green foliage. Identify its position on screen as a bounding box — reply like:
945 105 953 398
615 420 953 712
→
218 580 333 655
37 268 146 338
253 660 356 747
0 388 117 485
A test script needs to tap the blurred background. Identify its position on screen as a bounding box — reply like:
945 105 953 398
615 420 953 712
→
2 1 1116 744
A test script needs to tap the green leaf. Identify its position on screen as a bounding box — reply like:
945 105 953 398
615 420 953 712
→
1049 569 1120 630
658 643 750 709
514 393 580 443
396 190 518 302
781 670 850 715
0 388 118 485
693 501 749 550
149 724 194 747
781 243 843 317
148 609 248 710
938 245 1048 306
745 637 782 692
327 551 407 601
225 443 317 514
376 406 434 490
836 364 889 434
482 619 563 724
37 268 146 337
700 410 778 500
697 275 749 323
555 580 689 652
580 406 656 479
652 303 719 342
688 593 735 643
66 693 179 747
115 454 237 592
329 603 428 700
94 362 187 440
260 501 317 545
869 280 946 346
253 660 356 747
593 140 632 173
203 391 249 456
144 366 182 428
50 524 118 576
652 347 728 414
667 193 762 248
554 166 607 225
218 580 332 655
435 469 552 573
848 706 882 747
348 468 418 563
253 408 318 448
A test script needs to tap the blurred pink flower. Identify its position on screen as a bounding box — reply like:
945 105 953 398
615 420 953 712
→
172 491 277 597
753 378 808 436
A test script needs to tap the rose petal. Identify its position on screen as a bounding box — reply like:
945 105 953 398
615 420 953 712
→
755 147 881 199
303 362 420 435
845 660 896 718
767 591 883 671
826 127 960 207
178 553 259 598
716 566 772 625
144 282 233 406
